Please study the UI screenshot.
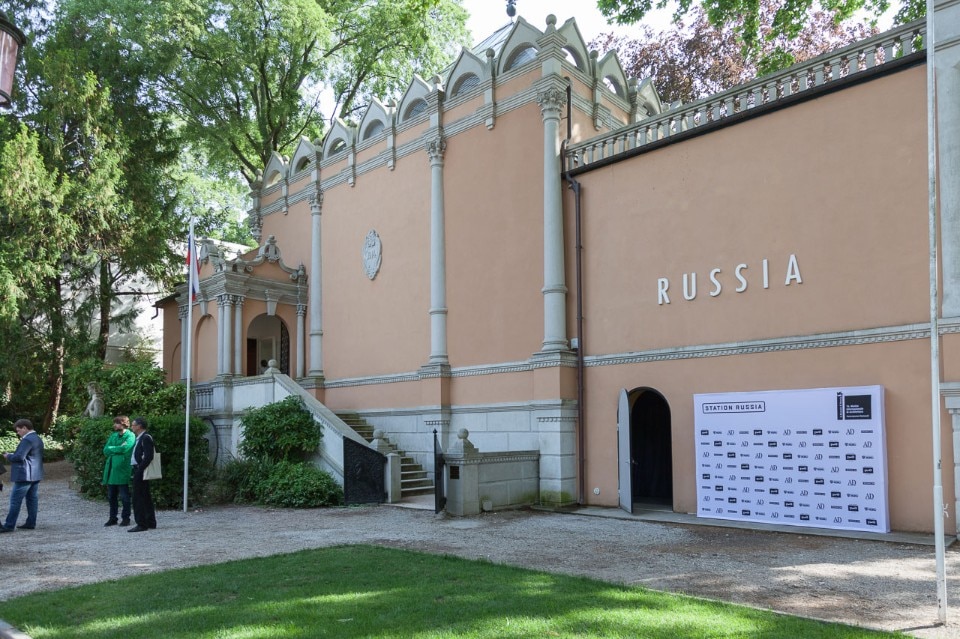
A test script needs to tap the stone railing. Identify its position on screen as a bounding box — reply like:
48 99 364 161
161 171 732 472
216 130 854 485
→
565 20 926 171
192 384 214 412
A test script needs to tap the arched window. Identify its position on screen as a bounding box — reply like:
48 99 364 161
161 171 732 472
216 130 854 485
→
504 45 537 71
604 76 624 98
329 139 347 155
404 99 428 121
264 171 282 187
294 157 311 172
450 73 480 98
363 120 385 140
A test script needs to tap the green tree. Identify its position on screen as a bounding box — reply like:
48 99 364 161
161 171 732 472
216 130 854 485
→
0 1 185 427
597 0 906 68
593 0 877 101
77 0 469 184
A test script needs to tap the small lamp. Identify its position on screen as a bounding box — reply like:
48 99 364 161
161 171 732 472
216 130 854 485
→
0 11 25 108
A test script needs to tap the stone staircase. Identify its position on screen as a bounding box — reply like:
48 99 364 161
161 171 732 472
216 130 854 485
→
335 412 434 498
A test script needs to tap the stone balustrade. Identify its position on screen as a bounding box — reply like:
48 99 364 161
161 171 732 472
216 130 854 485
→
565 20 927 172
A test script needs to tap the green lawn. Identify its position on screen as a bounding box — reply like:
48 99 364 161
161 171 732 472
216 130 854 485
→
0 545 902 638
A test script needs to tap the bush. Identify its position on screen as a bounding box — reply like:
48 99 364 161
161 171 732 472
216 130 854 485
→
238 396 321 463
255 461 343 508
63 359 186 418
0 432 66 463
67 415 215 509
207 457 271 505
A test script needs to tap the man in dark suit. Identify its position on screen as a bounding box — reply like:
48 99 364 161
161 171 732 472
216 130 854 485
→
0 419 44 532
129 417 157 532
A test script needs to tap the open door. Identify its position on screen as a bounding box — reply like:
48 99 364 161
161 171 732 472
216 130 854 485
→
617 388 632 513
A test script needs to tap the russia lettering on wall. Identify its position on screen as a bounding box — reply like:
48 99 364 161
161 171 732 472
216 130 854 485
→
694 386 889 533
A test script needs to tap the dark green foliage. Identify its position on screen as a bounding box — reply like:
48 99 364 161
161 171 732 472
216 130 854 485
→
62 360 186 418
67 415 214 509
0 432 66 463
255 460 343 508
238 396 321 463
208 457 272 504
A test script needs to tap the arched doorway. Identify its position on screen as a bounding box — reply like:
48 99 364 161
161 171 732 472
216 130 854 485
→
245 314 291 376
618 388 673 513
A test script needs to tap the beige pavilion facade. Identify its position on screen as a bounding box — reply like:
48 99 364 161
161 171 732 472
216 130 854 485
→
160 6 960 534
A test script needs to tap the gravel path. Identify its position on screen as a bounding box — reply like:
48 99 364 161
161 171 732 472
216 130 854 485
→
2 461 960 637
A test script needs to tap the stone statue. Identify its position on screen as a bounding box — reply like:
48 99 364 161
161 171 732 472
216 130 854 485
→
82 382 105 418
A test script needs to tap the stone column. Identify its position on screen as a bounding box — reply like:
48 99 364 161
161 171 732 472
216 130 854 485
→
308 193 324 379
221 295 233 376
951 408 960 536
536 84 569 352
179 304 189 380
233 296 244 375
296 303 307 379
216 297 226 375
427 135 449 365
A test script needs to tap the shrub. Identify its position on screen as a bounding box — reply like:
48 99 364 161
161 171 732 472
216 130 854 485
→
0 431 66 463
238 396 321 463
255 461 343 508
209 457 272 504
63 359 186 418
67 415 215 509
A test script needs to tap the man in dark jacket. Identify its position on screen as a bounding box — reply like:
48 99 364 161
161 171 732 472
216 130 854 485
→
129 417 157 532
0 419 44 532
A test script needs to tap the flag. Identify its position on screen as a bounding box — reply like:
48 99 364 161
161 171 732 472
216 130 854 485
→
187 226 201 302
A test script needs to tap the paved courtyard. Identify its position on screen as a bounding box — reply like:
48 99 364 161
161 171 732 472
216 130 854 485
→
2 461 960 637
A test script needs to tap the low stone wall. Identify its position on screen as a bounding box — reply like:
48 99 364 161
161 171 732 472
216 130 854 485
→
444 429 539 516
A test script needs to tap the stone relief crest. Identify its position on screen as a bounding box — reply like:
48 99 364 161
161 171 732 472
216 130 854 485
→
363 230 382 280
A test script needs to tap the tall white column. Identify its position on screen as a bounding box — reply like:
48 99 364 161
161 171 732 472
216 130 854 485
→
537 85 569 352
179 305 189 380
296 304 306 379
216 297 226 375
427 135 449 365
233 296 244 375
308 194 324 378
222 295 233 376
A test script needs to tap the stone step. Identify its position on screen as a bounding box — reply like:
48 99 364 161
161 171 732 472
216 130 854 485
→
335 412 435 499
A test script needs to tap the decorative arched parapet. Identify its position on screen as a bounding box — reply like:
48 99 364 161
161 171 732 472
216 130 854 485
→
445 47 489 102
289 137 316 177
596 51 629 100
356 96 397 171
261 151 290 215
629 76 664 122
556 17 589 73
287 137 319 208
322 117 357 186
397 74 433 132
587 49 632 130
497 16 543 76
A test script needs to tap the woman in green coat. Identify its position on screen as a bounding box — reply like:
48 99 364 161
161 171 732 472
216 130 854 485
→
103 415 135 526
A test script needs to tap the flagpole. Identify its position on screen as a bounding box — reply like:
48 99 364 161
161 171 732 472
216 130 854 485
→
925 0 946 622
183 219 196 513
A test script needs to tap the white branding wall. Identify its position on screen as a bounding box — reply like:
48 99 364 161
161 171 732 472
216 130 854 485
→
694 386 888 533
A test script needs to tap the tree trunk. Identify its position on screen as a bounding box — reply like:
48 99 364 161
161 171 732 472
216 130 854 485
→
97 258 111 361
42 276 66 433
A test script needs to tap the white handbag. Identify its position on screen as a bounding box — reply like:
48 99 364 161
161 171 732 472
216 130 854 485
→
143 452 162 481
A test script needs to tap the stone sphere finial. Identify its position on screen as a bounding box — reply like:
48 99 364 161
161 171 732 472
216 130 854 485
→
458 428 469 440
546 14 556 27
373 429 384 440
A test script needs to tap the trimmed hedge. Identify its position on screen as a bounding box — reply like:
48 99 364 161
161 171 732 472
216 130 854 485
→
67 415 214 509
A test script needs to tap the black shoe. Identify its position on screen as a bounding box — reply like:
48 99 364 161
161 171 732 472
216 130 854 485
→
104 519 118 527
128 526 147 532
119 519 130 526
148 524 157 529
0 526 13 533
17 524 34 530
